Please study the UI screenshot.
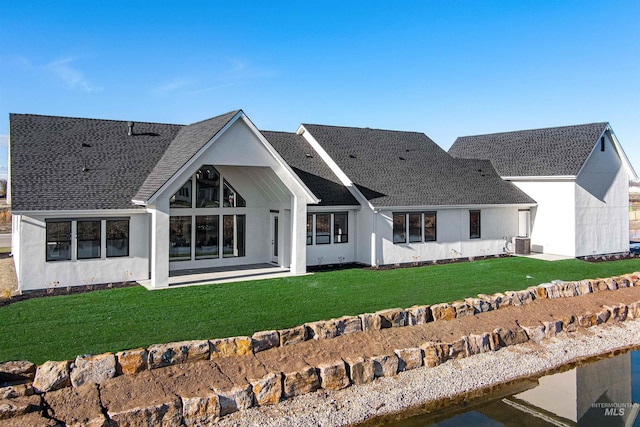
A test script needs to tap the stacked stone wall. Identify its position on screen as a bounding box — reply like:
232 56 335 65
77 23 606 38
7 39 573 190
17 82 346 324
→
1 272 639 425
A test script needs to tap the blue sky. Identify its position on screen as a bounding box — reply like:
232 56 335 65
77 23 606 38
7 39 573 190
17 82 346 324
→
1 0 639 182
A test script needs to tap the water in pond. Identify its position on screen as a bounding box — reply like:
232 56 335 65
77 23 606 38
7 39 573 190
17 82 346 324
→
381 349 640 426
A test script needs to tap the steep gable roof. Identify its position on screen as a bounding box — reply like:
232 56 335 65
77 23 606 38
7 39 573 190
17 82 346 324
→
262 131 359 206
9 114 182 211
134 110 240 202
449 122 609 177
301 124 535 207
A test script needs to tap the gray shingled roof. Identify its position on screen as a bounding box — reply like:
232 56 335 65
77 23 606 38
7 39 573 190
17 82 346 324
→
262 131 359 206
449 122 609 177
134 110 240 202
301 124 535 207
9 114 182 211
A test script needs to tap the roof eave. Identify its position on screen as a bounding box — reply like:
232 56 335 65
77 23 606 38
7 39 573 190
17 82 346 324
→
372 202 537 211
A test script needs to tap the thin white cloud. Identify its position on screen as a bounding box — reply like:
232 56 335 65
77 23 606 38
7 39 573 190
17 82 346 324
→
45 58 103 92
153 58 274 97
152 79 193 96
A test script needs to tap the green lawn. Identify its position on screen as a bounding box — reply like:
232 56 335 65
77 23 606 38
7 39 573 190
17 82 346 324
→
1 257 639 364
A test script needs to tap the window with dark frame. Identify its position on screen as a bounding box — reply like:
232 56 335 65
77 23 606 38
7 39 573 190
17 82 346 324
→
196 166 220 207
223 214 246 257
333 213 348 243
393 213 406 244
170 179 192 208
408 213 422 243
315 214 331 244
46 221 71 261
195 215 219 259
424 212 437 241
169 216 192 261
106 219 129 257
393 212 438 244
77 220 101 259
470 210 481 239
306 214 313 245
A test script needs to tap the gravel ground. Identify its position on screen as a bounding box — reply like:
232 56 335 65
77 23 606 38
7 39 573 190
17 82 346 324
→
218 320 640 427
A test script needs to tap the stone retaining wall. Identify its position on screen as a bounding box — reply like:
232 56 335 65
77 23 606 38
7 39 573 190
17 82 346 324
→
1 273 639 426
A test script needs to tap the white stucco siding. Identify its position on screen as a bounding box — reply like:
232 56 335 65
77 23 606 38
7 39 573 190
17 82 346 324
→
306 210 357 266
355 208 375 265
512 180 576 256
575 134 629 256
375 207 520 265
16 212 150 292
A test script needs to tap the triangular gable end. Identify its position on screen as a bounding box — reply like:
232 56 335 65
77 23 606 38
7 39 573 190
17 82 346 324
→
135 111 319 206
575 124 639 181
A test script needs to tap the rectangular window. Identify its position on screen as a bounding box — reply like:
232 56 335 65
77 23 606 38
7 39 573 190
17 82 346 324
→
470 210 481 239
408 213 422 243
223 214 246 257
170 216 192 261
306 214 313 245
315 214 331 244
393 213 406 244
195 215 219 259
424 212 437 242
106 220 129 257
77 220 101 259
46 221 71 261
333 213 348 243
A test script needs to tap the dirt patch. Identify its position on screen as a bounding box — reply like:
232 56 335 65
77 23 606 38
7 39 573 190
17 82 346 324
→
0 198 10 234
0 254 17 299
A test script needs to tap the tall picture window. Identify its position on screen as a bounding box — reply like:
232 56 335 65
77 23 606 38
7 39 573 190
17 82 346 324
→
195 215 219 259
470 210 481 239
77 220 101 259
170 216 192 260
106 220 129 257
223 215 246 257
46 221 71 261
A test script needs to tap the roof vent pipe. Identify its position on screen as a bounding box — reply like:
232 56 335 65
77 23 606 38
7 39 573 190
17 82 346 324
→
127 121 134 136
